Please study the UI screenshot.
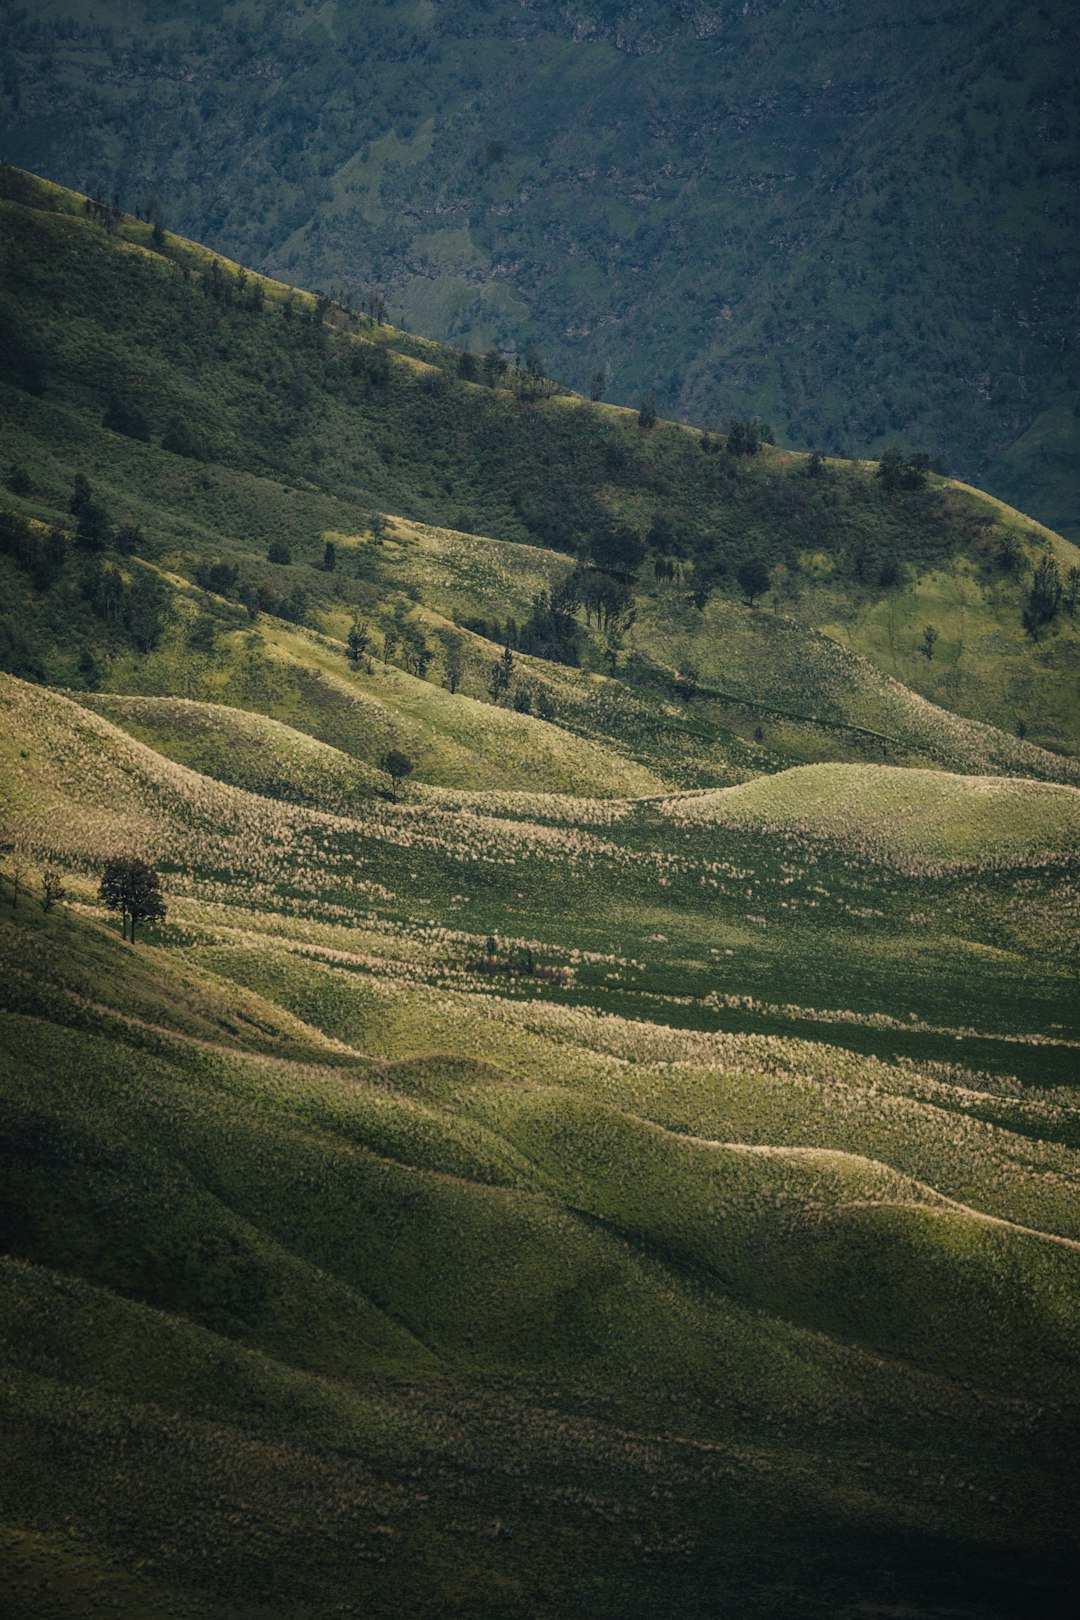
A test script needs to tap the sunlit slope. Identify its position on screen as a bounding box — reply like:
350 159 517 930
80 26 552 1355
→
2 675 1079 1616
633 588 1080 781
4 671 1078 1078
2 163 1078 778
660 763 1080 866
1 899 1079 1616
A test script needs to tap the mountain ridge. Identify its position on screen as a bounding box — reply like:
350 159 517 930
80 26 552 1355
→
2 0 1077 534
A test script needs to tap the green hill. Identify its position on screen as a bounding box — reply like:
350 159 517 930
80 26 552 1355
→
2 162 1078 776
1 674 1078 1618
1 2 1077 536
1 166 1078 1619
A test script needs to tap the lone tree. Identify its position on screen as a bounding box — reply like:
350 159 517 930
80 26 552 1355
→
99 857 167 943
40 869 66 913
442 633 465 694
2 836 27 909
378 749 413 802
922 623 939 660
737 556 771 605
346 620 370 664
489 644 515 702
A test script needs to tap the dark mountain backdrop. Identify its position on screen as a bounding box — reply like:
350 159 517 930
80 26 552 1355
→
1 0 1078 536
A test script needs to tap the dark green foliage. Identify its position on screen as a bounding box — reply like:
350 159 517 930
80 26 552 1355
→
1024 554 1062 637
195 560 240 597
75 501 112 553
999 531 1023 572
482 348 506 388
877 447 930 493
98 856 166 944
590 520 645 579
737 555 771 605
727 417 770 456
69 473 91 517
162 417 209 460
521 342 545 379
637 392 657 430
103 394 150 441
6 464 31 497
516 589 583 667
377 747 413 800
346 620 370 665
489 643 514 702
922 623 940 660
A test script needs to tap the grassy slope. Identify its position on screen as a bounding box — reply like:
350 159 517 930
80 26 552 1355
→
1 709 1078 1613
2 165 1078 770
1 3 1076 533
0 171 1078 1618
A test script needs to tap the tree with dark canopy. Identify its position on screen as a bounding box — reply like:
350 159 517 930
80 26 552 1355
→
99 857 167 943
378 749 414 802
737 556 771 605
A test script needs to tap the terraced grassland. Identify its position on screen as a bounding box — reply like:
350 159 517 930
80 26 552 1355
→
1 673 1078 1618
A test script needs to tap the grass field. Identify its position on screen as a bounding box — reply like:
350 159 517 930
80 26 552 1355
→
1 169 1078 1619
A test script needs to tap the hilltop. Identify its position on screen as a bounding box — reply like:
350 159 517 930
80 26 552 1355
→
1 2 1077 538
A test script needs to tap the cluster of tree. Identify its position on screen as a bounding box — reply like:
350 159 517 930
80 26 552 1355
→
460 566 631 668
100 386 214 459
350 343 392 390
201 257 266 313
81 187 124 231
468 936 570 985
99 856 166 943
81 559 169 649
237 578 309 626
876 447 936 493
0 496 167 649
1023 554 1064 639
484 644 553 715
638 392 658 430
194 559 240 596
83 184 167 247
382 602 434 677
726 417 774 456
589 519 646 580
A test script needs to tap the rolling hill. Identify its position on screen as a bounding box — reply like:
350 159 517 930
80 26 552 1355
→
0 166 1078 1619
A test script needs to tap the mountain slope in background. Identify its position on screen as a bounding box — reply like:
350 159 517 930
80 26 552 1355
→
2 165 1078 771
1 0 1077 535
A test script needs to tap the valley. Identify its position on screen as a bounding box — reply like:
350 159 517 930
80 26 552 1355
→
0 165 1078 1619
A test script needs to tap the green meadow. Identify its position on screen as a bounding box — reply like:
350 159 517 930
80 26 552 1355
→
0 168 1078 1618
